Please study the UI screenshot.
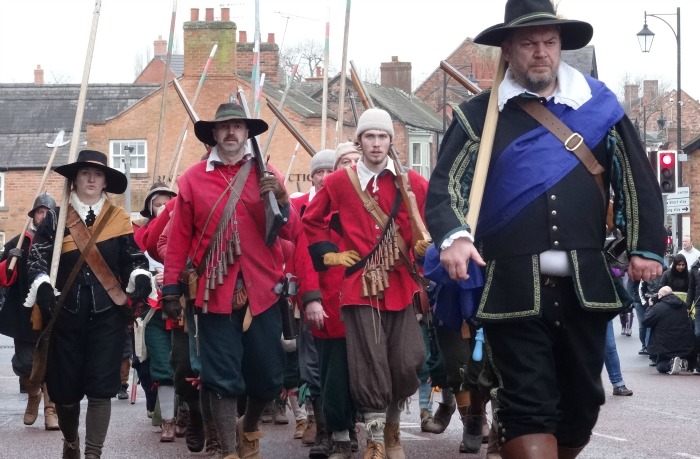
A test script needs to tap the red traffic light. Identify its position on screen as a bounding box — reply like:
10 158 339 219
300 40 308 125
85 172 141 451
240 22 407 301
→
660 153 675 167
657 150 677 194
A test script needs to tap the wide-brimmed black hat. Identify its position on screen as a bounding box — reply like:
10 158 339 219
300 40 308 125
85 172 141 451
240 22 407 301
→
474 0 593 50
139 181 176 218
194 103 268 147
54 149 128 194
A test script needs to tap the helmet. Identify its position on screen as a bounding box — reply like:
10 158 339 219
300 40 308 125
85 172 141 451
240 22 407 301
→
28 193 57 218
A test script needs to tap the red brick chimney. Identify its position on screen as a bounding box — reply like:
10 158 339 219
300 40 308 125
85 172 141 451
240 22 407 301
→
153 35 167 56
239 31 247 43
184 8 237 77
267 33 275 44
34 65 44 85
381 56 412 93
221 8 230 22
236 30 280 84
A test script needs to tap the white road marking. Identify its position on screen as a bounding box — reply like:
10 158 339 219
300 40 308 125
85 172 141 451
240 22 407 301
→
591 432 628 442
675 454 700 459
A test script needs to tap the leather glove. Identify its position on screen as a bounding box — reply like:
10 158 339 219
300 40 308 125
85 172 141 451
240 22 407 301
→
131 274 152 302
36 282 56 326
7 247 22 259
161 295 183 321
260 175 289 207
413 239 432 258
323 250 361 268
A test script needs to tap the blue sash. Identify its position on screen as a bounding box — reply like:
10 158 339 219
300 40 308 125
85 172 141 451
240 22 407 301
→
476 77 624 239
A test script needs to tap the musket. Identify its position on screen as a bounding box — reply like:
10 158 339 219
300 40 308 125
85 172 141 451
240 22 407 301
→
8 130 69 274
236 86 285 246
265 99 317 157
439 60 482 95
261 61 300 159
348 60 431 245
173 77 200 124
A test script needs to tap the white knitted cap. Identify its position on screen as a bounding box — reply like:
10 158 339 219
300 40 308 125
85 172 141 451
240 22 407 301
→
310 149 336 175
334 141 360 168
355 108 394 139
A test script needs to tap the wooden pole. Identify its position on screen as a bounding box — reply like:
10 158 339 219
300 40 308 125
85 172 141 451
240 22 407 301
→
165 43 218 186
49 0 102 286
320 15 330 149
336 0 351 145
7 131 69 274
152 0 177 183
465 53 506 233
261 62 300 158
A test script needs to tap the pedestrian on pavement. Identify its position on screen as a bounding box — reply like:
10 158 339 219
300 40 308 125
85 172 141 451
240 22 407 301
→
424 0 666 457
303 109 429 459
678 235 700 269
0 193 59 430
659 254 689 296
161 102 295 459
24 149 153 458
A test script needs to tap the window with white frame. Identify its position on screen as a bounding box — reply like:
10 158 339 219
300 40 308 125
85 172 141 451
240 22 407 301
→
0 172 4 206
110 140 147 174
409 132 432 179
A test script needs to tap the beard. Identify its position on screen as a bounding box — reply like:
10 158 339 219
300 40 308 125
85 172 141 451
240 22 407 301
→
522 71 556 94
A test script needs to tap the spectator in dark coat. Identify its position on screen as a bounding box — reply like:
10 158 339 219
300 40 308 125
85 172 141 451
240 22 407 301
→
642 286 695 374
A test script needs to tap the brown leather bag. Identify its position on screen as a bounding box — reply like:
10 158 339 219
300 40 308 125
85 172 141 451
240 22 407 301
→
178 268 199 301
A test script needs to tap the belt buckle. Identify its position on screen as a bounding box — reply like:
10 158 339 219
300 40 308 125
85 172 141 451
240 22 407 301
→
564 132 584 152
542 275 558 288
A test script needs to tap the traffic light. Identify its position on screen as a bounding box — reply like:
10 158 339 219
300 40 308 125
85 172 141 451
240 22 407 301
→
657 150 677 194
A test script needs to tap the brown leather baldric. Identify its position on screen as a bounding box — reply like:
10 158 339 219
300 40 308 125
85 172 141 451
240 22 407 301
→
516 98 607 201
66 203 128 306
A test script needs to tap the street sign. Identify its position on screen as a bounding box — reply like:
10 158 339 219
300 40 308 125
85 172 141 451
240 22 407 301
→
667 187 689 199
667 205 689 215
666 197 690 207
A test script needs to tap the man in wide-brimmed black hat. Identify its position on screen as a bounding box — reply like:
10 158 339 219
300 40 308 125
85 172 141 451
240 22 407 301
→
161 102 294 458
425 1 666 457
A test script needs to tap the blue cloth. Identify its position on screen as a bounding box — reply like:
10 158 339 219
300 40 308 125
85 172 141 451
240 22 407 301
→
423 244 484 330
477 77 624 239
604 321 624 387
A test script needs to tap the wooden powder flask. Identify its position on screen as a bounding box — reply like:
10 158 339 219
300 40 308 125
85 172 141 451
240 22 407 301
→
233 231 242 257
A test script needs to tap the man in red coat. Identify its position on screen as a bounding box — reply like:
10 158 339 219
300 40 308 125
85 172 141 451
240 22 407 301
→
303 109 428 459
161 102 292 459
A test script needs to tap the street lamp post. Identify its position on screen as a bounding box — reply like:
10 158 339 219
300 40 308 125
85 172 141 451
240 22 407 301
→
637 7 682 248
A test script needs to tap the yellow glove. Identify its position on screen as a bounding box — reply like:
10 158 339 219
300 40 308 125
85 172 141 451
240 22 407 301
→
323 250 361 268
413 239 432 258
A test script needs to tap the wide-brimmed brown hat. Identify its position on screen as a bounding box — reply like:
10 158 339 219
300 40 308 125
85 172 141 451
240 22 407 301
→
194 103 268 147
139 181 176 218
54 149 127 194
474 0 593 50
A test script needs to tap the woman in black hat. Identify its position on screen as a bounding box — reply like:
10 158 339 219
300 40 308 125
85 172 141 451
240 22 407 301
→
24 149 153 459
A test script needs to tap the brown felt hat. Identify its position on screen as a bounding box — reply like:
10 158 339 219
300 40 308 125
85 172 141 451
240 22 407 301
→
194 103 269 147
474 0 593 50
54 150 127 194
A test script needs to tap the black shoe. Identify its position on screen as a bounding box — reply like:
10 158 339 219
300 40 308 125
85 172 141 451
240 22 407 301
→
638 347 649 355
612 385 633 396
117 385 128 400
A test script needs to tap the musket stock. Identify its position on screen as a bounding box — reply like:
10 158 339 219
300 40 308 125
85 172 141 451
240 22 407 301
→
236 87 285 246
348 60 431 245
439 61 482 95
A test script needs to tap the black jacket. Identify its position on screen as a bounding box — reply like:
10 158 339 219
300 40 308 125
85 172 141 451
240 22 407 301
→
0 234 38 342
642 293 695 357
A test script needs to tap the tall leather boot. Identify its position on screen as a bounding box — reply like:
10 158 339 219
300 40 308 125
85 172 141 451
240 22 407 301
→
185 400 205 452
210 395 239 457
42 383 59 430
84 397 111 459
383 422 404 459
499 433 557 459
309 396 331 458
23 380 41 425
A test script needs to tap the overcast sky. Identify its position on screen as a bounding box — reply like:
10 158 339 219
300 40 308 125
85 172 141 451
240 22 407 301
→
1 0 699 107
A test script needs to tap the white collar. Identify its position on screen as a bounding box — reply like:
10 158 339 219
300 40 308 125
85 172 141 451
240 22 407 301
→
308 186 318 202
205 145 252 172
356 157 396 192
498 61 592 111
70 192 105 225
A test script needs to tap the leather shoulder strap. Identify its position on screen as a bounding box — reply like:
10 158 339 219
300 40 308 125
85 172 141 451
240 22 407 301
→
66 203 128 305
197 160 252 276
516 98 606 201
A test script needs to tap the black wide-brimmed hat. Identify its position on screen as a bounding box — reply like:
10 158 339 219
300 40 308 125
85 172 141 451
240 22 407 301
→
54 149 128 194
194 103 269 147
139 181 176 218
474 0 593 50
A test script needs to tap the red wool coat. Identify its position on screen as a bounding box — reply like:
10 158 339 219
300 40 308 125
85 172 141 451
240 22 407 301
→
302 166 428 311
163 159 295 316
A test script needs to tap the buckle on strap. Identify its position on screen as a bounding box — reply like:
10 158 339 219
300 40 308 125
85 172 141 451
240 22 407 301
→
564 133 584 152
